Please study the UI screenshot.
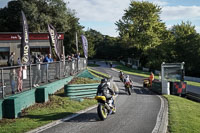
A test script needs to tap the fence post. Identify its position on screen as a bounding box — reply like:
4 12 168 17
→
59 61 61 79
46 63 48 83
1 69 4 98
29 64 32 89
77 59 79 73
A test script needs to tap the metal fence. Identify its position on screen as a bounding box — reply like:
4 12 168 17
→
0 58 87 99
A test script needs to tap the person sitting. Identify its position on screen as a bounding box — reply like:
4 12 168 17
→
149 72 154 87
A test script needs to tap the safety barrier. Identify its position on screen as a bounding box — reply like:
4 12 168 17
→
0 58 87 98
64 83 99 99
151 81 162 94
35 76 73 103
0 100 2 119
1 76 73 119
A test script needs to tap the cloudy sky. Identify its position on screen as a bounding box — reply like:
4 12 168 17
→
1 0 200 37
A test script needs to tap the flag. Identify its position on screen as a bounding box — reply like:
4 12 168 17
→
81 35 88 59
21 11 30 64
75 32 79 52
48 24 60 60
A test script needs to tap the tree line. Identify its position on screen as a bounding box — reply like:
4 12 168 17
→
0 0 200 77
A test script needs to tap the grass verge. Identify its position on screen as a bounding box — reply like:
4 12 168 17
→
0 88 97 133
68 77 100 84
115 64 200 87
87 67 110 78
164 95 200 133
88 63 100 67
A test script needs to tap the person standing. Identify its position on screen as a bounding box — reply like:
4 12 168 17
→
7 52 15 66
10 69 16 94
41 54 53 83
17 66 23 92
32 54 41 87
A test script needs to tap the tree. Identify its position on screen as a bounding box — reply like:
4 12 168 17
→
116 1 167 66
0 0 83 56
116 1 166 50
169 21 200 76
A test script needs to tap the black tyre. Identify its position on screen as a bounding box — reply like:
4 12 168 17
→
97 104 107 120
128 87 131 95
112 105 116 114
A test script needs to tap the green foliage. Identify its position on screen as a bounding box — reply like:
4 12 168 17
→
165 95 200 133
116 1 166 50
0 90 96 133
169 22 200 76
0 0 84 56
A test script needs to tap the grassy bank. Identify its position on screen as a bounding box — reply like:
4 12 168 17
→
0 89 97 133
115 64 200 87
0 74 100 133
164 95 200 133
88 67 110 78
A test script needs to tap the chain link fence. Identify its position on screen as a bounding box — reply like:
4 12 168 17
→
0 58 87 99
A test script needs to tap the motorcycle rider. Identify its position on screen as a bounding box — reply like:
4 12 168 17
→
96 78 115 114
119 71 124 82
124 75 133 89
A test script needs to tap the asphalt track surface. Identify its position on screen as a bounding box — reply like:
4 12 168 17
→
39 62 161 133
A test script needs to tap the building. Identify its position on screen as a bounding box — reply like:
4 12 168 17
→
0 32 64 65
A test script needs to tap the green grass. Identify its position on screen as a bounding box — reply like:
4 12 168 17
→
0 89 97 133
87 67 110 78
68 77 100 84
115 64 200 87
164 95 200 133
88 63 100 67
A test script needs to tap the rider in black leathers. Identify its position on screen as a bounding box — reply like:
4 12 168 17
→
96 79 114 100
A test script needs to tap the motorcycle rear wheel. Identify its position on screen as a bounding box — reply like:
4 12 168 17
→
97 104 107 120
127 87 131 95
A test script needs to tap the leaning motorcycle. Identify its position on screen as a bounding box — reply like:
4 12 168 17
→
119 74 124 82
124 82 132 95
95 95 116 120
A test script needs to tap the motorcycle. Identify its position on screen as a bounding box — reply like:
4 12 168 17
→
119 74 125 82
124 82 132 95
95 95 116 120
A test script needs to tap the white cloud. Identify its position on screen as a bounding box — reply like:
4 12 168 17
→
195 26 200 33
161 6 200 21
66 0 130 22
66 0 200 36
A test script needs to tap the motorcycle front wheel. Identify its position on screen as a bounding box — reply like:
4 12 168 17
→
97 103 108 120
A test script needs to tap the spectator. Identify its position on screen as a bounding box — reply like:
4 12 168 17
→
32 54 41 87
7 52 15 66
17 58 21 65
41 54 53 83
17 66 23 92
10 69 16 94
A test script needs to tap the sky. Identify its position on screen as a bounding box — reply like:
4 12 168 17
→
1 0 200 37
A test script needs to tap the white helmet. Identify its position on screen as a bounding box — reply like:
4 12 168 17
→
126 75 129 78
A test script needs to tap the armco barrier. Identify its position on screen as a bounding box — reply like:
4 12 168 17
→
151 81 162 94
64 83 99 99
3 89 36 118
0 100 3 119
1 76 74 119
35 76 73 103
